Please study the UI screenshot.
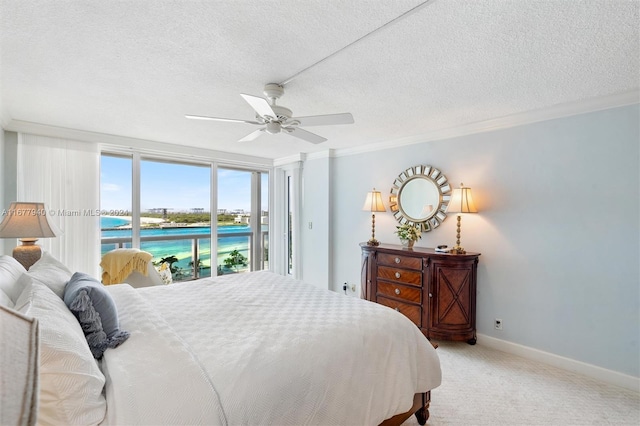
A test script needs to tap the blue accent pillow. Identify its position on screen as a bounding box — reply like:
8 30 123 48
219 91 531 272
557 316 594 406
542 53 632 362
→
63 272 129 359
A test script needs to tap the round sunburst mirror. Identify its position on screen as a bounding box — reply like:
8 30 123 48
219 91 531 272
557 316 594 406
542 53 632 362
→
389 165 452 232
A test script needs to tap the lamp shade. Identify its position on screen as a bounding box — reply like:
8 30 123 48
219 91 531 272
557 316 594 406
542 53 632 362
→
446 184 477 214
0 202 60 239
362 189 386 212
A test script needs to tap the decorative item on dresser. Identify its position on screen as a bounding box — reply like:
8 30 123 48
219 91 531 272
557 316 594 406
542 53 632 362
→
362 188 386 246
361 242 480 344
445 183 478 254
394 223 421 249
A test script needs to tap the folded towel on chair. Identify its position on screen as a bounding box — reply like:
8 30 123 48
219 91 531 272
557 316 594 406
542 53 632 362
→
100 249 153 285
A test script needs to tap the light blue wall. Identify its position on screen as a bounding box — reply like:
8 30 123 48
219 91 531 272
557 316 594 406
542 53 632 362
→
1 131 18 232
1 130 19 255
320 104 639 377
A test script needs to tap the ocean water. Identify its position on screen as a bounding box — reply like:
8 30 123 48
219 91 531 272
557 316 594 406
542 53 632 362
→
101 217 130 228
100 217 264 278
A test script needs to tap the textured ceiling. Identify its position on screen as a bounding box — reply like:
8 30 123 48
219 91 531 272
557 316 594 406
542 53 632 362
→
1 0 638 160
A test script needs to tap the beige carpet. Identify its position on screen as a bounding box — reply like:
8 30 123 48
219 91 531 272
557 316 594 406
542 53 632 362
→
402 341 639 426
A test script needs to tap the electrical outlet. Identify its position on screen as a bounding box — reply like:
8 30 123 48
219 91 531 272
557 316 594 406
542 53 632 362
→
494 318 503 330
343 282 356 293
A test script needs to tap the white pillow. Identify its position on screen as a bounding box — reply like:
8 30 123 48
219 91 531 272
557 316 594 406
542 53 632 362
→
0 288 13 308
26 251 72 299
18 277 107 425
0 255 28 303
13 275 34 312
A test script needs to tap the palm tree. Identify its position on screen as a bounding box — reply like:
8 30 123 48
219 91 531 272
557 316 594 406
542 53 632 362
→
158 255 179 273
224 250 248 272
189 258 203 278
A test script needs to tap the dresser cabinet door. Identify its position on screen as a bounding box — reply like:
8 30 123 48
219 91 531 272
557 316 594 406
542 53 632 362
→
428 259 477 342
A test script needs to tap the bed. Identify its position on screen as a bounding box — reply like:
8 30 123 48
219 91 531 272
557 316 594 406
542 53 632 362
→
0 253 441 426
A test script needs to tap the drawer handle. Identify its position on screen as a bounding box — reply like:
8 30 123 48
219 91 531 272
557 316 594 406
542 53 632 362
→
429 293 433 298
394 307 400 312
395 288 401 295
394 257 400 264
395 272 401 279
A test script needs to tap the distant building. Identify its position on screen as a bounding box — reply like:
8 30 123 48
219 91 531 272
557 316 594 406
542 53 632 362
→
148 207 171 219
234 214 250 224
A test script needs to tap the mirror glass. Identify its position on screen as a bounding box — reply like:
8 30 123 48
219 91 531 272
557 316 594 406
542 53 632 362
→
389 165 451 232
399 178 440 221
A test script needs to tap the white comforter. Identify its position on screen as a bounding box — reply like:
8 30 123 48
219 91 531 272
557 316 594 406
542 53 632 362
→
102 271 441 425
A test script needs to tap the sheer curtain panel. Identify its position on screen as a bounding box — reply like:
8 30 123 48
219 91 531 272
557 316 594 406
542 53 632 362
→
17 134 100 276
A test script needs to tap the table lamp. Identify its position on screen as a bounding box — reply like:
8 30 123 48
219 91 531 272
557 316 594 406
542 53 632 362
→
445 184 477 254
0 202 60 269
362 188 386 246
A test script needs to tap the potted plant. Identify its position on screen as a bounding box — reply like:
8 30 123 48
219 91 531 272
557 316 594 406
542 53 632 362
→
395 224 421 248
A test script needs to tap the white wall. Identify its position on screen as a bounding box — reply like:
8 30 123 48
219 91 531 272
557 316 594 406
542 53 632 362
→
321 104 639 378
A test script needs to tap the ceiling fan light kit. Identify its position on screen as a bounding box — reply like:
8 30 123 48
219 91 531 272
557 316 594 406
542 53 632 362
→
186 83 354 144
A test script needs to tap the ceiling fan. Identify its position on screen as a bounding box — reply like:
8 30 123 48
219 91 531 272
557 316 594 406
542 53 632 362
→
186 83 354 144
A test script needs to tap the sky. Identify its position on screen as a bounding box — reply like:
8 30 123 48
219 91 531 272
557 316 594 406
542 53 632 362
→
100 156 268 212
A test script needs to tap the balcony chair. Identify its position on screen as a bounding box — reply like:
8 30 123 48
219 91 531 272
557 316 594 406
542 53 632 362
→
100 249 169 288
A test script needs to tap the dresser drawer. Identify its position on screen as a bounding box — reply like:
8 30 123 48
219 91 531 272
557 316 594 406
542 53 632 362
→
377 296 421 327
377 281 421 304
377 265 422 286
378 253 422 270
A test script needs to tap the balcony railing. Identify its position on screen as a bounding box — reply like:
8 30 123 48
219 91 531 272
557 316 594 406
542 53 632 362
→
100 231 268 281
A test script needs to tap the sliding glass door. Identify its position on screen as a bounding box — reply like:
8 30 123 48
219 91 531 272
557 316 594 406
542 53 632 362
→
100 153 269 282
216 168 269 275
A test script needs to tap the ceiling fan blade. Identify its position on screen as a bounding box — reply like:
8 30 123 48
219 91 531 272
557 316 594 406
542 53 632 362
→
290 113 354 126
185 114 261 125
240 94 279 120
286 127 327 144
239 128 265 142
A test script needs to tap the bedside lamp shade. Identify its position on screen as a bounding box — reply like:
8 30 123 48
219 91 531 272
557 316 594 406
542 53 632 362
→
363 189 386 246
445 184 477 254
362 189 386 213
447 185 477 214
0 202 60 269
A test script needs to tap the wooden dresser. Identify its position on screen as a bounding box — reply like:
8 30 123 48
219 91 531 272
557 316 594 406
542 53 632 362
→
360 243 480 344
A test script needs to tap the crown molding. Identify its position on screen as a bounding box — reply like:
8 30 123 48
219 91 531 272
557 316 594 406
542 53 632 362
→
332 90 640 158
3 119 273 167
273 152 307 167
305 149 334 161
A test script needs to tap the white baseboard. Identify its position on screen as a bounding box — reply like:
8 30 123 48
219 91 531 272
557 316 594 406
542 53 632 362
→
476 333 640 392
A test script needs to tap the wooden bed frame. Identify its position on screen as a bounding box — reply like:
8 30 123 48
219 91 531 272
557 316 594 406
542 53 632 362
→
380 340 437 426
379 392 430 426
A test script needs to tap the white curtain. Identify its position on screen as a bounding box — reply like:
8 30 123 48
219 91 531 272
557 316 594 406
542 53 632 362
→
17 134 100 276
